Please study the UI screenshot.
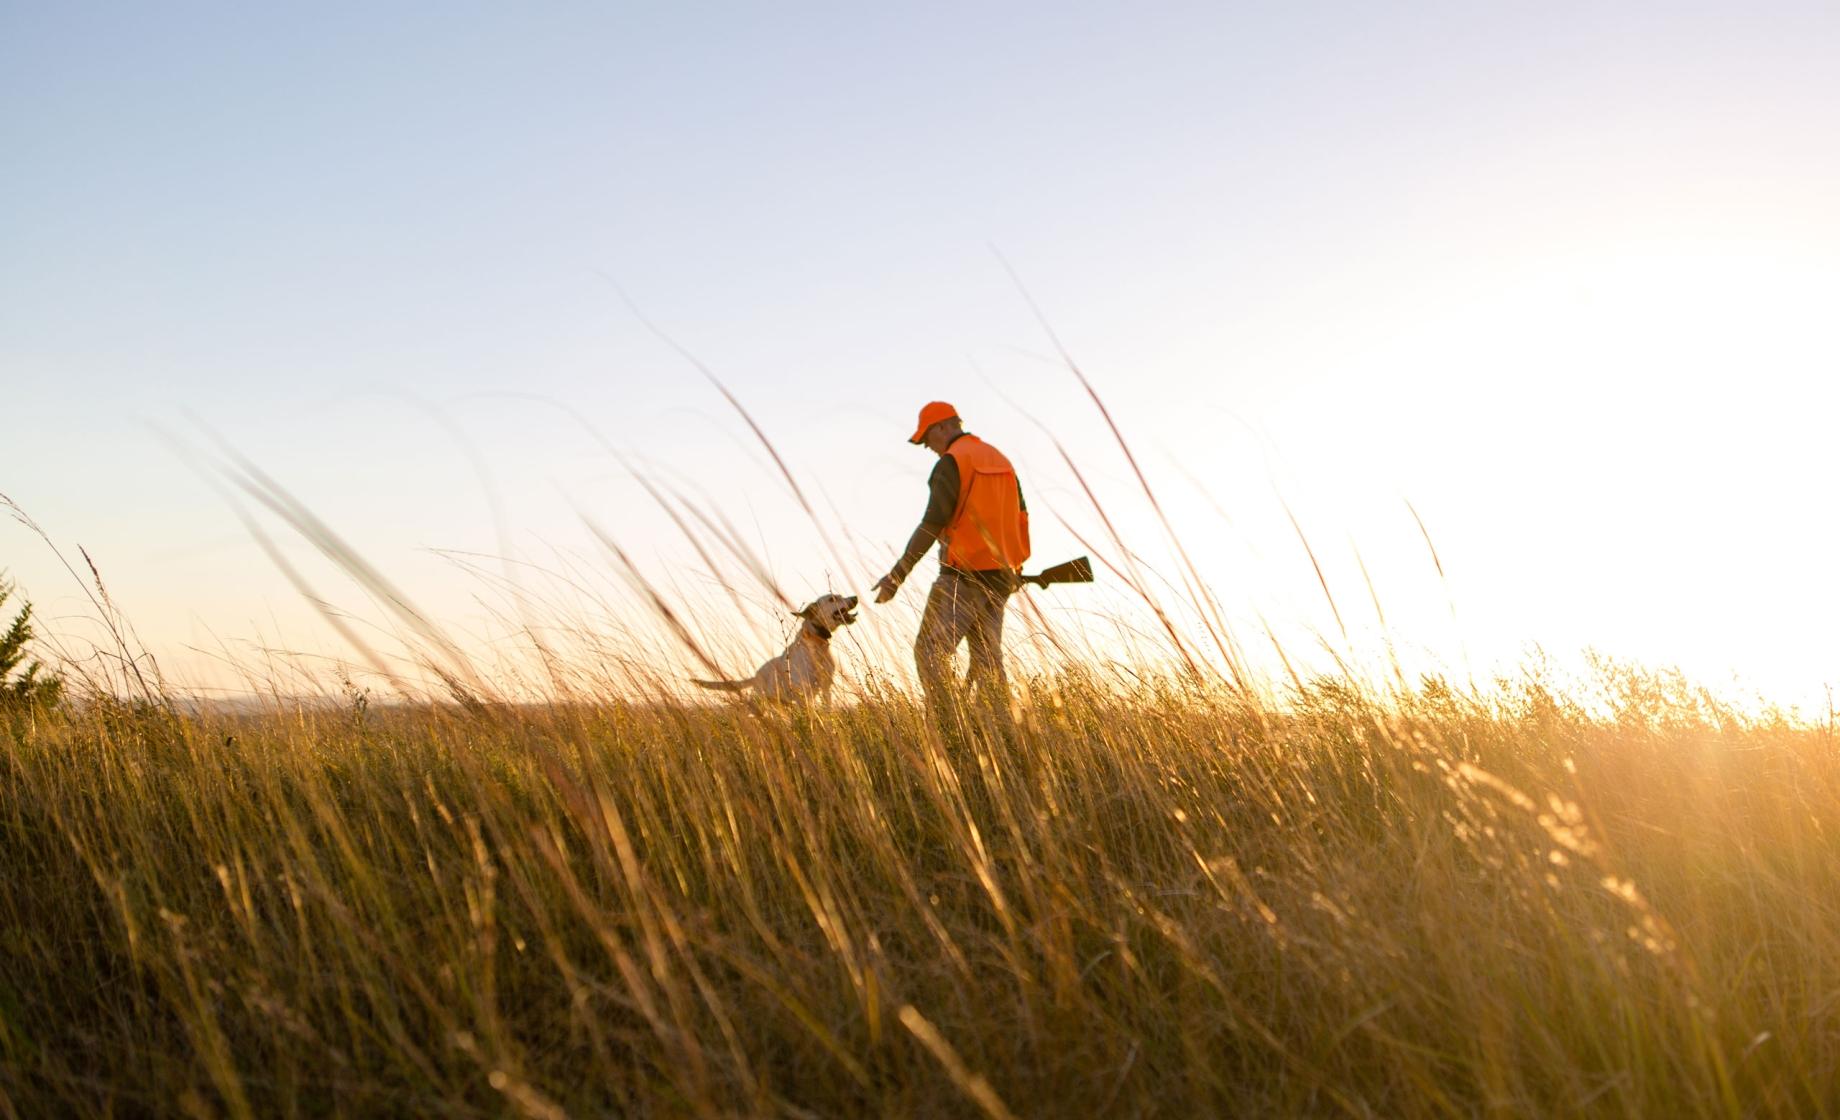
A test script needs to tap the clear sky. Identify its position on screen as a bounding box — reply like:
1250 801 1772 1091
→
5 2 1840 705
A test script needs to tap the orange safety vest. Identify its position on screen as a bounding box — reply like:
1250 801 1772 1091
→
941 436 1031 572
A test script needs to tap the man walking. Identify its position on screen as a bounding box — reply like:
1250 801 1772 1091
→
873 401 1030 726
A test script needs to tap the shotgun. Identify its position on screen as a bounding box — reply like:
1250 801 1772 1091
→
1020 556 1093 589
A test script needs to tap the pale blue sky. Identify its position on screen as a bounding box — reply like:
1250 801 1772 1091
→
6 3 1840 700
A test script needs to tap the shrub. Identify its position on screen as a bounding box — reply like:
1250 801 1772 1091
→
0 574 61 711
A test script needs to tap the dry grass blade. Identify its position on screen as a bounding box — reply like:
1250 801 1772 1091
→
1282 498 1348 643
1048 439 1205 679
1 492 161 700
580 514 727 682
615 456 760 622
994 249 1251 691
662 481 796 612
898 1005 1020 1120
202 443 493 707
600 277 859 586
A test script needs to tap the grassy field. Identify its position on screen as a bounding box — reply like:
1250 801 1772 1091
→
4 662 1838 1118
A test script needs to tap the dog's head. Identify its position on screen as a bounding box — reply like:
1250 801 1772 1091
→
798 593 859 634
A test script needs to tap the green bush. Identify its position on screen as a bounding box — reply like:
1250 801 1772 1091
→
0 574 61 711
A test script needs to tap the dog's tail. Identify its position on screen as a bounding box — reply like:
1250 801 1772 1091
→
692 678 753 692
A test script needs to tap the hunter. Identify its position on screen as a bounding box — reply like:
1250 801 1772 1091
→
873 401 1030 724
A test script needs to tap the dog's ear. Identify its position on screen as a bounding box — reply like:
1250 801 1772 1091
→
794 604 813 619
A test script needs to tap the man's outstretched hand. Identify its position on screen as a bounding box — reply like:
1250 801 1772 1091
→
873 573 901 604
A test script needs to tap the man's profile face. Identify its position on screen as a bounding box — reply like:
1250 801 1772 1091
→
923 421 958 454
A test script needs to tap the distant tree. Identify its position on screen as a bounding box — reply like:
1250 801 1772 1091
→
0 574 61 710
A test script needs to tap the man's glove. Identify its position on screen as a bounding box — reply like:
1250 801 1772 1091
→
873 573 901 604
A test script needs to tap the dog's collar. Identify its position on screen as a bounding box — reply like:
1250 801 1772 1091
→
806 621 833 641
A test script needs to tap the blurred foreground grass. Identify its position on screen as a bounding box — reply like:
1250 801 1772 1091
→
3 667 1838 1118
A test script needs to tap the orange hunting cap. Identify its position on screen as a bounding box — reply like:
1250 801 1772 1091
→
908 401 959 444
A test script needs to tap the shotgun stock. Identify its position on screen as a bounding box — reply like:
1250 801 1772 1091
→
1021 556 1093 588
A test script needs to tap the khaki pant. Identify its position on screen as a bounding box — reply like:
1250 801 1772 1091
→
915 566 1017 725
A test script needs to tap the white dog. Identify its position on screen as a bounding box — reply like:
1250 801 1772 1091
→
694 593 859 702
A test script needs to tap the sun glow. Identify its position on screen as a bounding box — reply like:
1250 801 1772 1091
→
1229 229 1840 711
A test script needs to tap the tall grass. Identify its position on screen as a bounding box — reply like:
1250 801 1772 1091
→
6 349 1834 1114
3 664 1837 1117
